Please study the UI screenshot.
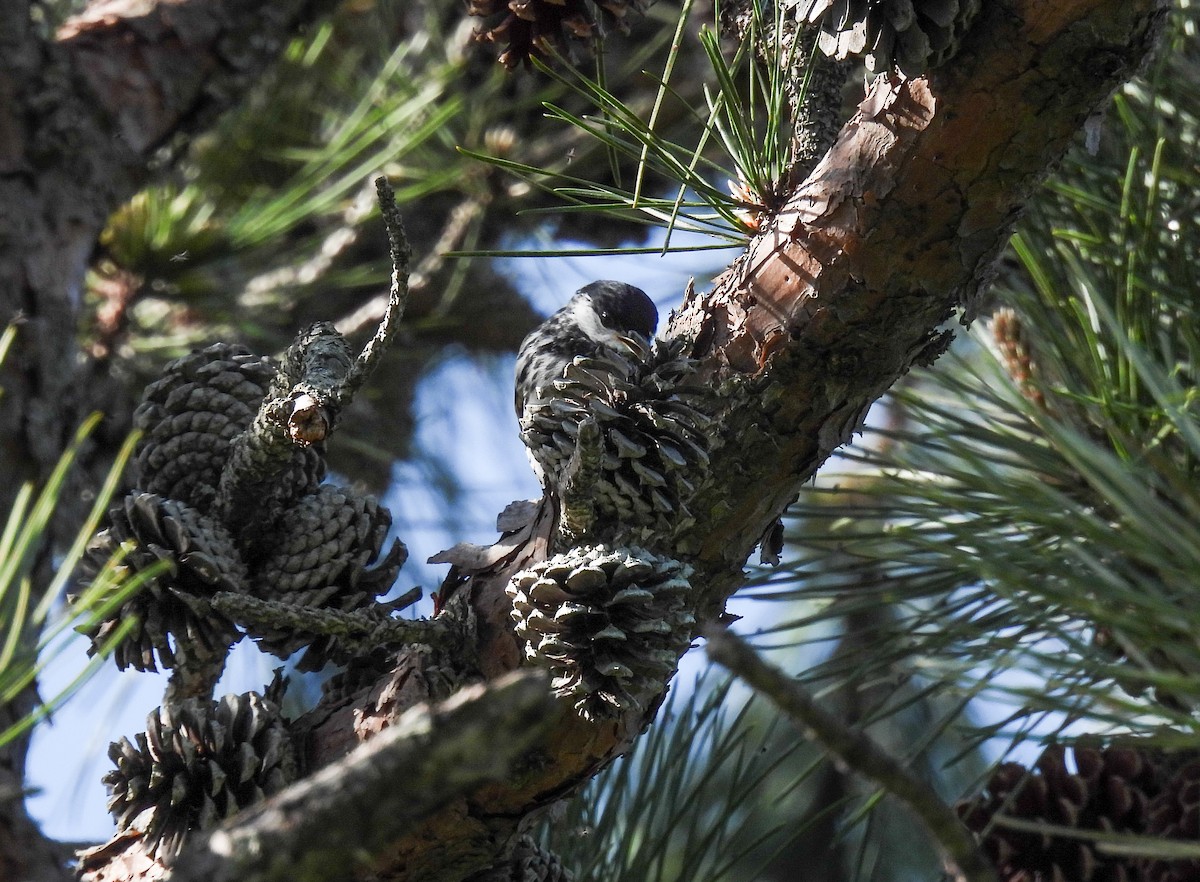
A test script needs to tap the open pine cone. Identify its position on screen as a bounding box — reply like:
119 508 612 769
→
133 342 324 515
103 690 297 860
80 492 246 674
958 742 1200 882
508 544 695 720
244 483 408 669
520 338 712 545
796 0 981 76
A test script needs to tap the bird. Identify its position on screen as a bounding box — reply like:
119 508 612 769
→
514 280 658 419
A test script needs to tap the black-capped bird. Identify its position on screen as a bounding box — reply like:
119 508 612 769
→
514 280 658 418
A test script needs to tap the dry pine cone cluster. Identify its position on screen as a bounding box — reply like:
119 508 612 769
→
80 342 406 680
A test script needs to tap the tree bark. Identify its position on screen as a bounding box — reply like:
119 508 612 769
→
0 2 339 877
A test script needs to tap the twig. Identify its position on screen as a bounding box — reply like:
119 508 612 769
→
705 626 997 882
211 591 449 647
335 193 482 339
212 177 413 531
335 177 412 407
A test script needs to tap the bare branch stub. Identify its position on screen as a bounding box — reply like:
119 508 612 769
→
337 177 413 406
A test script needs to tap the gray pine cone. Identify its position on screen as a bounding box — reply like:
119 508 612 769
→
520 339 711 543
133 343 324 514
246 484 408 669
797 0 981 76
103 690 297 860
508 545 695 720
469 835 576 882
80 492 246 674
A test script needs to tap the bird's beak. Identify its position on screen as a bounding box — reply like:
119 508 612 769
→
614 331 652 361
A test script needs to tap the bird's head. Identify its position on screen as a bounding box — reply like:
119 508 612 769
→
568 280 658 360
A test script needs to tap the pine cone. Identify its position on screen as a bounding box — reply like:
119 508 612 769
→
470 835 576 882
957 743 1160 882
79 492 246 674
103 691 297 860
470 0 647 69
797 0 981 76
595 0 649 30
1141 760 1200 882
245 484 408 669
508 545 695 720
133 342 324 514
520 339 712 544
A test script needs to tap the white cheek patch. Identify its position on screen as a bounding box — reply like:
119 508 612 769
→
571 295 623 347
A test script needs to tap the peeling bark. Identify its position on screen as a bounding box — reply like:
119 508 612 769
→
674 0 1168 602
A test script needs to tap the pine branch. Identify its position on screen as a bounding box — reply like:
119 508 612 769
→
705 626 997 882
335 177 412 406
298 3 1170 879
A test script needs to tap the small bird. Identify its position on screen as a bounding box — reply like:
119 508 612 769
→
515 280 658 418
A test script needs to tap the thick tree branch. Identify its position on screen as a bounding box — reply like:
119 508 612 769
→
705 627 996 882
170 672 559 882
